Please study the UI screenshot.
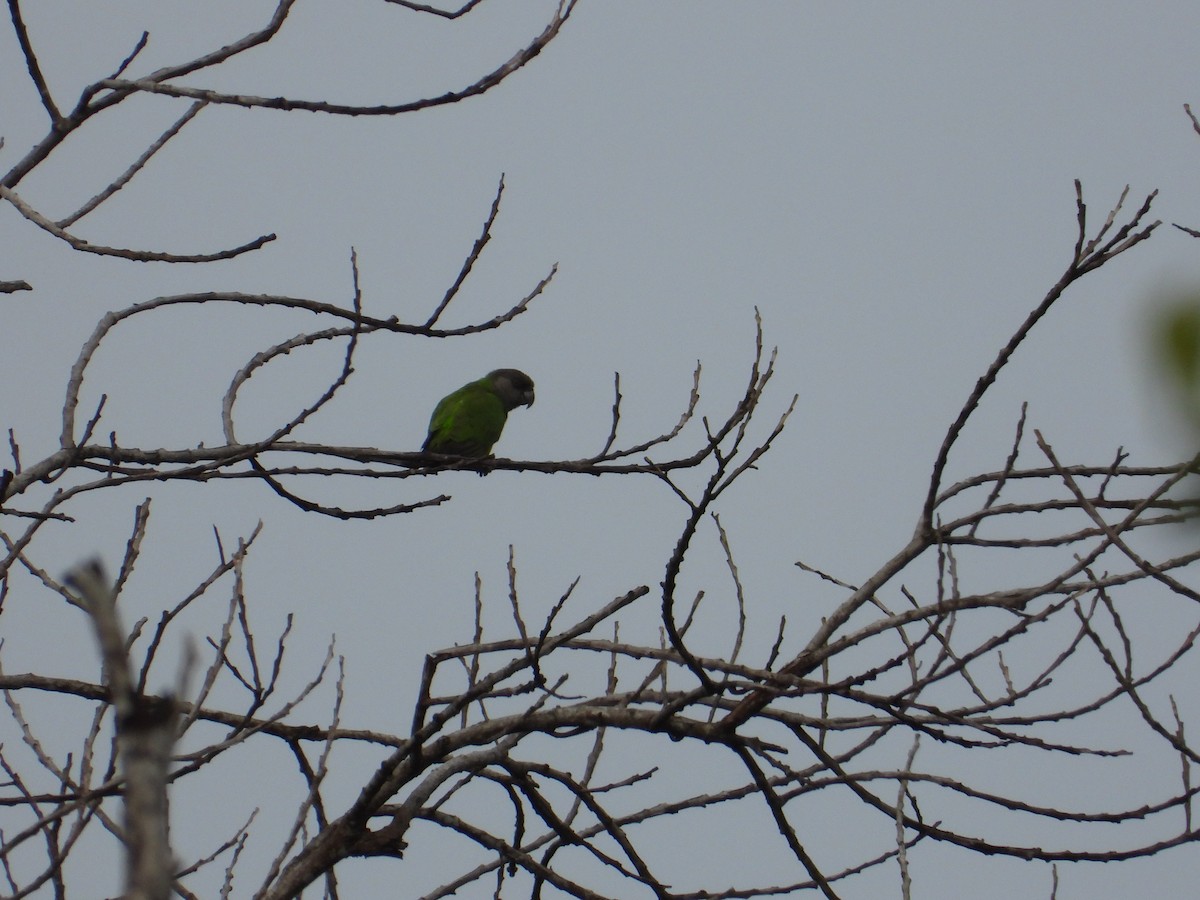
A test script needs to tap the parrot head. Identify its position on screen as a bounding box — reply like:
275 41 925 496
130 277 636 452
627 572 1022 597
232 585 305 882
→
488 368 536 411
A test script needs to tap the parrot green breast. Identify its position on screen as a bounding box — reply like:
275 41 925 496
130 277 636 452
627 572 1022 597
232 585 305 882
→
423 378 509 457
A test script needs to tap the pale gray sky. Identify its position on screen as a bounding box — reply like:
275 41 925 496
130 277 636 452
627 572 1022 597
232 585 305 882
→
4 2 1200 896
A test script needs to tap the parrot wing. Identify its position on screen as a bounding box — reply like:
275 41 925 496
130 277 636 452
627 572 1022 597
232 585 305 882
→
423 379 508 457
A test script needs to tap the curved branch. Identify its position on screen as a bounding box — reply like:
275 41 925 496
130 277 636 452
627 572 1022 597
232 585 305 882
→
97 1 578 118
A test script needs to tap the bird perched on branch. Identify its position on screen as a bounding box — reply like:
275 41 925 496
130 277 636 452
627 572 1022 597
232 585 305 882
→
422 369 535 458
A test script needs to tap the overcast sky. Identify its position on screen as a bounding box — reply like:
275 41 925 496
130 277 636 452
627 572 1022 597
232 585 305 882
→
5 2 1200 896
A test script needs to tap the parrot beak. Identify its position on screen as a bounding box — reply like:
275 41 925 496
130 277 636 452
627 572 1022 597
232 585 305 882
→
524 389 535 407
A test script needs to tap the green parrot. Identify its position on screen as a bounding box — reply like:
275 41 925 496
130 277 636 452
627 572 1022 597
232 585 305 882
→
422 369 535 458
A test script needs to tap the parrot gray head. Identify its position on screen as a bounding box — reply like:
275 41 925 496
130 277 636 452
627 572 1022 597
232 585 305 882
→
489 369 535 411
